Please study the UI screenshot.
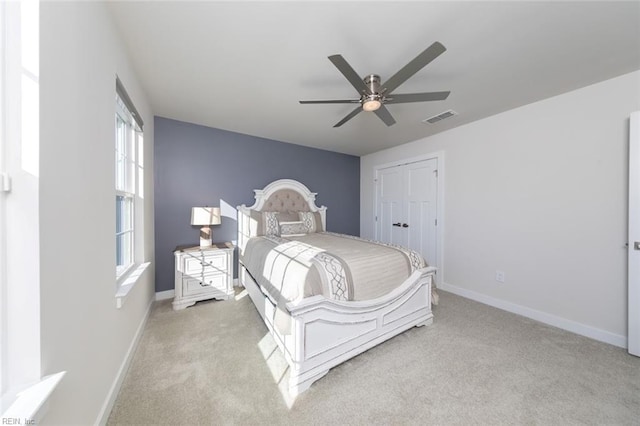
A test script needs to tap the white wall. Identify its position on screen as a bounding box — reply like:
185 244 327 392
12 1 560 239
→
40 2 155 424
361 71 640 346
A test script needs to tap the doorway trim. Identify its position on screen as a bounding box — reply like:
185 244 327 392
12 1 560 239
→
629 111 639 356
373 151 445 287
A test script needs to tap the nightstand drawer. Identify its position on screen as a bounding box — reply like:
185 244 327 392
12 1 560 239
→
183 273 227 296
183 252 226 274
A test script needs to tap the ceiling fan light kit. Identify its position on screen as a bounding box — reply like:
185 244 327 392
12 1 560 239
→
300 41 451 127
362 98 381 112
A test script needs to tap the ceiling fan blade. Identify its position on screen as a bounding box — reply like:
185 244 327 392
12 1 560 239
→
333 106 363 128
299 99 361 104
381 42 447 95
374 104 396 126
328 54 370 95
385 91 450 104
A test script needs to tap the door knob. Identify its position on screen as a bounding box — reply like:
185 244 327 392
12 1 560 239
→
392 222 402 227
402 223 409 228
635 241 640 250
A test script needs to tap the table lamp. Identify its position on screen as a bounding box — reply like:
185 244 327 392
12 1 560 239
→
191 206 221 247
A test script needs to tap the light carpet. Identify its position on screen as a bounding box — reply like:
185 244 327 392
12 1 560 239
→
107 290 640 425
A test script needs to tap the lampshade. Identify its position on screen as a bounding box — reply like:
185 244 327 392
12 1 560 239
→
191 207 221 226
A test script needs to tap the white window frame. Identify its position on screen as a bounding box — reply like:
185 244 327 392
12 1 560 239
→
0 0 8 403
115 96 138 279
1 1 65 422
114 79 149 308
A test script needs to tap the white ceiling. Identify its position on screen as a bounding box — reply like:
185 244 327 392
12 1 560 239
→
107 1 640 156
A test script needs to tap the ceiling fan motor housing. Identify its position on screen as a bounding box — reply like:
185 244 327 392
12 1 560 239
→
364 74 381 94
362 74 383 110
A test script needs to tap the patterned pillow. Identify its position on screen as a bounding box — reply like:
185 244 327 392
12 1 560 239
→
279 221 308 237
262 211 280 236
298 211 323 233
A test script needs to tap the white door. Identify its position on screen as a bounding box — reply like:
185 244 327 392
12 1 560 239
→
376 158 438 267
629 111 640 357
405 159 438 267
377 165 406 247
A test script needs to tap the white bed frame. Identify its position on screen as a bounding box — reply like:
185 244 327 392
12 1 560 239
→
237 179 436 395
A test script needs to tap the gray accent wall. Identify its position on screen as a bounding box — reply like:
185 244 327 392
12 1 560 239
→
154 116 360 293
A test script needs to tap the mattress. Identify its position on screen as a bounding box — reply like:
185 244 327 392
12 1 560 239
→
241 232 427 332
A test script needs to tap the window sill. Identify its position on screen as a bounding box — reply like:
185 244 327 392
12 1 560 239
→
1 372 66 423
115 262 150 309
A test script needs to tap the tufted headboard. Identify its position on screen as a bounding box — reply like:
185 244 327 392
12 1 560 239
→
236 179 327 255
261 189 312 212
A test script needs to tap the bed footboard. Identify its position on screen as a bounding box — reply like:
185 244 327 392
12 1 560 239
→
240 265 435 395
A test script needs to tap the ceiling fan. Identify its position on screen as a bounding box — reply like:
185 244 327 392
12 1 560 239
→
299 41 450 128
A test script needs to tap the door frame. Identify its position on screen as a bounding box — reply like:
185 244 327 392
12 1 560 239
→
373 151 444 288
629 111 639 357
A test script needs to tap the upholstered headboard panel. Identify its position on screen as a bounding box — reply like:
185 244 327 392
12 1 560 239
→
237 179 327 254
261 189 311 213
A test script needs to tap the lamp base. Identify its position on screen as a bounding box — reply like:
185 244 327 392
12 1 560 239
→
199 226 212 247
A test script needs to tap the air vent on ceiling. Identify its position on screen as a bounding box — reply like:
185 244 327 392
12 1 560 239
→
422 109 458 124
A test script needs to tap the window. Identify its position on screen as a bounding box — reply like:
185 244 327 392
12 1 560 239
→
1 0 42 399
115 98 136 277
114 79 148 308
1 1 64 421
115 78 143 280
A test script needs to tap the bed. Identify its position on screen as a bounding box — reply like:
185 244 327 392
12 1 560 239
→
237 179 437 395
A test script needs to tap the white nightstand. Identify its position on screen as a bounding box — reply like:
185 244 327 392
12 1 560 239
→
172 242 234 310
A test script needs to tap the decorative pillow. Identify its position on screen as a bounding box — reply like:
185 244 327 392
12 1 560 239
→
277 211 300 222
298 211 324 233
262 211 280 236
279 221 308 237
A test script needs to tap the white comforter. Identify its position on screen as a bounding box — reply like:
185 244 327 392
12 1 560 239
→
241 232 427 332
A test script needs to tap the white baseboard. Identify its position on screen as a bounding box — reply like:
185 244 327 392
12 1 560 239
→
96 297 154 425
439 282 627 349
155 289 175 301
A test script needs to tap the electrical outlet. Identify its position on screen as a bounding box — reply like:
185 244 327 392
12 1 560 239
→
495 270 505 283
